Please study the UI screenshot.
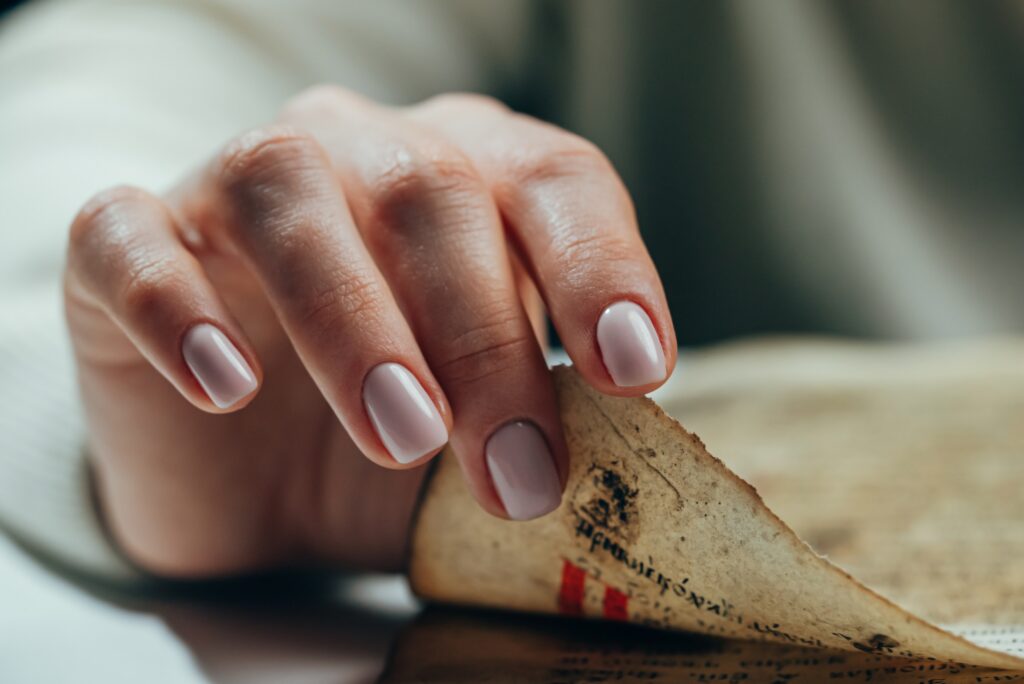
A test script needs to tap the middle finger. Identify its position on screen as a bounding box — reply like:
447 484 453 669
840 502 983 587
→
288 89 568 521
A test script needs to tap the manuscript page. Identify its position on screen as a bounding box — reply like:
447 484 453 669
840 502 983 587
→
409 340 1024 670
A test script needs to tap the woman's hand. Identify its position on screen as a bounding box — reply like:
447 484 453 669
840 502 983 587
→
63 86 675 578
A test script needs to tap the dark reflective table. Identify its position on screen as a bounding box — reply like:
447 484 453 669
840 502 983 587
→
380 607 1023 683
7 530 1022 684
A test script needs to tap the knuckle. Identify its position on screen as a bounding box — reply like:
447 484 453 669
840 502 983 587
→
553 229 631 265
434 308 534 387
219 126 324 188
371 143 481 203
367 142 486 225
549 231 636 291
292 269 386 338
217 127 332 245
67 186 166 299
118 260 184 322
69 185 150 250
509 134 611 185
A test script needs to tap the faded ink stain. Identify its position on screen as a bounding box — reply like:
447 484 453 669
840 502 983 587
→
852 634 900 654
572 463 640 542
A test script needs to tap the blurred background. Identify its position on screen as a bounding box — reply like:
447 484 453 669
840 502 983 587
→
4 1 1024 347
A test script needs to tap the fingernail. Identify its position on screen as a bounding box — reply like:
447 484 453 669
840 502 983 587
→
182 323 258 409
363 363 448 464
596 301 667 387
485 421 562 521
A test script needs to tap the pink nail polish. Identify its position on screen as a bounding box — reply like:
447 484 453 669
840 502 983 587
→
596 301 667 388
182 323 257 409
485 421 562 520
363 363 448 464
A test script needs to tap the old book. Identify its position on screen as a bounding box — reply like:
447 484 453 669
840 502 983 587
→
408 339 1024 671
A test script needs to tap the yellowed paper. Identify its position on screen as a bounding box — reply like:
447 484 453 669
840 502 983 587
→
661 338 1024 658
409 341 1024 670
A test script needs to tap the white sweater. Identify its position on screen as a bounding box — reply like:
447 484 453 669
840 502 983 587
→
2 0 1022 581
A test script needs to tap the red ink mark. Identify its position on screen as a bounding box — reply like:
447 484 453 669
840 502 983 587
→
603 586 629 621
558 560 586 615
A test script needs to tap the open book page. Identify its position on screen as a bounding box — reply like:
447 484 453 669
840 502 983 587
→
408 340 1024 671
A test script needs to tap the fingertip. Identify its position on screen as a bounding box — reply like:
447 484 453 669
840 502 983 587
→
595 300 668 385
373 443 448 471
564 299 674 398
483 419 564 521
194 386 260 414
362 361 450 467
182 322 261 411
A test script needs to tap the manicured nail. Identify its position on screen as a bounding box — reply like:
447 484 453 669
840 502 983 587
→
485 421 562 521
596 301 667 387
182 323 257 409
363 363 448 464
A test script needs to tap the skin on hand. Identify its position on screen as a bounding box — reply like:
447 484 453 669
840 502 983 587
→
62 86 676 579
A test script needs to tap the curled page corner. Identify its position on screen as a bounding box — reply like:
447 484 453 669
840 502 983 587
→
409 364 1024 670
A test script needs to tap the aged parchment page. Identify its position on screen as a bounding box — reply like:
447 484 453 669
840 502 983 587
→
661 339 1024 659
409 340 1024 670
